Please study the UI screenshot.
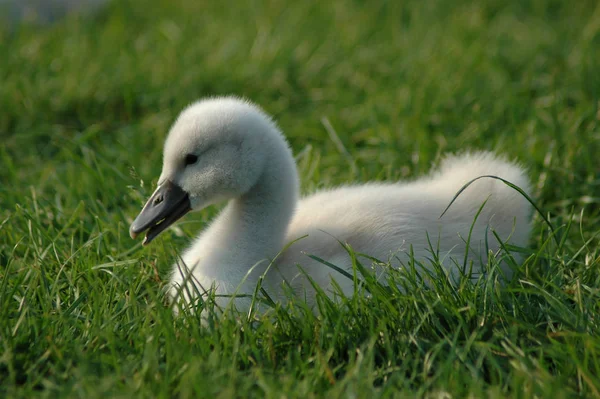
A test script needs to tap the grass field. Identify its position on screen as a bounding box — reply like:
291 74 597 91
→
1 0 600 397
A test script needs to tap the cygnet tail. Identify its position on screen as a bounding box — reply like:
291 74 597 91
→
431 151 533 249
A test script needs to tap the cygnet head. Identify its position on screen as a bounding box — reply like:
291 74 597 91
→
129 97 284 245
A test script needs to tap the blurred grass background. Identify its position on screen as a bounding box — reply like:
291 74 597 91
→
1 0 600 396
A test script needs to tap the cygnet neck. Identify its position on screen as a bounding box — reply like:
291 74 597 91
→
213 136 299 264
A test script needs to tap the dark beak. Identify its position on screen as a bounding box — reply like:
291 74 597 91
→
129 180 191 245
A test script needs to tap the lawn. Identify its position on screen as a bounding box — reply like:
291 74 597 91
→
1 0 600 397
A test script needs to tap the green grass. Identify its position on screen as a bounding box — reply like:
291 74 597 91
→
1 0 600 397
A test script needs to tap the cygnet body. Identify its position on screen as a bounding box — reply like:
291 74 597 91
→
130 97 532 314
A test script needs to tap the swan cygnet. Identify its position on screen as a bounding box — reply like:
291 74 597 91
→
129 97 532 314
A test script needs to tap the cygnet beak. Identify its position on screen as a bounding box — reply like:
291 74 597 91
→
130 180 191 245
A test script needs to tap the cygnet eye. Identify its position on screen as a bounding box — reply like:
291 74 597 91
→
184 154 198 166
